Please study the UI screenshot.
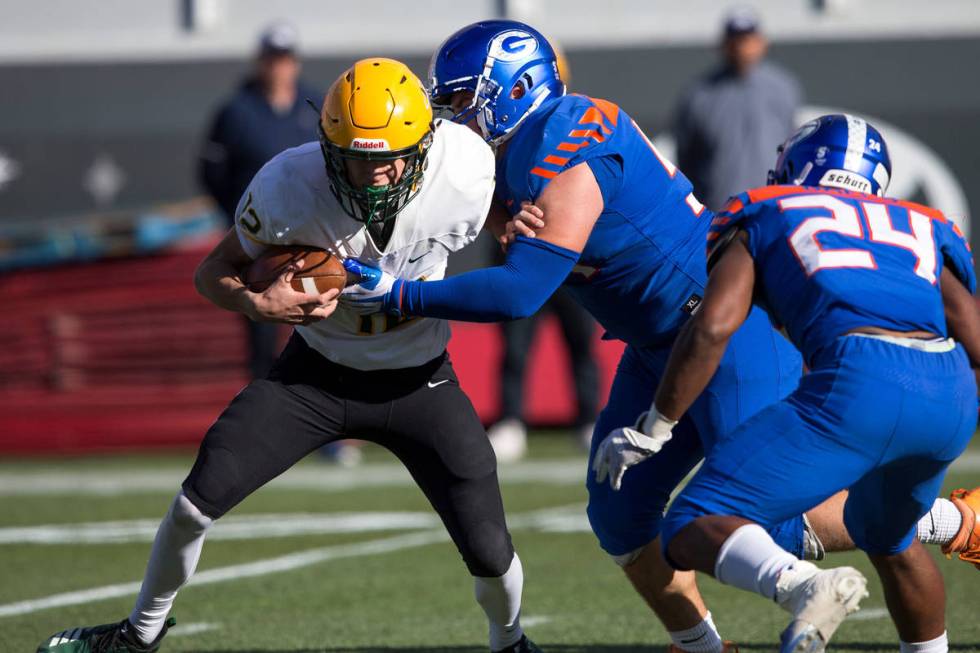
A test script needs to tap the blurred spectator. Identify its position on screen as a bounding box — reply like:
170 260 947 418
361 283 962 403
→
197 21 321 379
487 290 599 463
673 7 802 211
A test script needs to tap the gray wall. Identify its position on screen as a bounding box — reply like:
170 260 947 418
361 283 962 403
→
1 35 977 260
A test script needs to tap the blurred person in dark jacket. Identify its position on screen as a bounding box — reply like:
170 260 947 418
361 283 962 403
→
198 21 321 380
674 7 801 211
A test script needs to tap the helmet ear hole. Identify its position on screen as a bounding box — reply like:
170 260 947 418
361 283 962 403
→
510 82 526 100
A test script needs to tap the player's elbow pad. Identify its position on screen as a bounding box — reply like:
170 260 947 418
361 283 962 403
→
401 236 579 322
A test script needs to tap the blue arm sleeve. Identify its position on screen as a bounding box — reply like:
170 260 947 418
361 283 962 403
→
398 236 580 322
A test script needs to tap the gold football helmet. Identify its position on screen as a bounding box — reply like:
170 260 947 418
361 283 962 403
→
319 58 434 226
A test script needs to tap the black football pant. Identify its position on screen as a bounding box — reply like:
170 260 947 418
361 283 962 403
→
183 332 515 577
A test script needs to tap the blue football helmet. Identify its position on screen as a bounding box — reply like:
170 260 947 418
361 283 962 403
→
769 114 892 197
429 20 565 144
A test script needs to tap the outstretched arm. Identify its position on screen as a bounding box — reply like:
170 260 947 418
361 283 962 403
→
346 163 604 322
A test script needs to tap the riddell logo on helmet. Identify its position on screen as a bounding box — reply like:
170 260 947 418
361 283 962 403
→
819 169 871 194
350 139 390 151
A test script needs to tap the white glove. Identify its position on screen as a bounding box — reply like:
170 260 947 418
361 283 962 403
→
339 259 401 315
592 409 678 491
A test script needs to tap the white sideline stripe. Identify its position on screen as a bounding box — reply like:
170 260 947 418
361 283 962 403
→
13 449 980 498
0 459 588 496
0 507 593 546
170 622 220 637
5 451 977 497
850 607 890 621
0 504 584 619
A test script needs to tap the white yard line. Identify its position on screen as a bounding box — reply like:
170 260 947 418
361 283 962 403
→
0 530 449 618
0 504 584 619
849 607 891 621
0 512 443 545
169 622 220 637
0 505 591 546
521 616 552 628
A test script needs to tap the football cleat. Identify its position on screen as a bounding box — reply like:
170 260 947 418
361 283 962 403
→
37 617 174 653
493 635 543 653
668 641 739 652
943 487 980 569
775 561 867 653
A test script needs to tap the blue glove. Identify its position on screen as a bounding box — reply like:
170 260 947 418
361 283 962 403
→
340 259 405 315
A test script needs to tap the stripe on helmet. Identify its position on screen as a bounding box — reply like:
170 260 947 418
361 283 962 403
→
843 114 867 172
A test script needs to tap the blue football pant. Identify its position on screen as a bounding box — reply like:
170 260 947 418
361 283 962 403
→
586 307 803 558
661 336 977 559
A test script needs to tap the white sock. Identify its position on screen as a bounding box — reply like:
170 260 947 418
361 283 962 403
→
917 499 963 546
901 631 949 653
714 524 798 600
668 611 725 653
474 553 524 651
129 492 213 644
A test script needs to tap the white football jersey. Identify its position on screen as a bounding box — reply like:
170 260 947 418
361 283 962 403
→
234 120 495 371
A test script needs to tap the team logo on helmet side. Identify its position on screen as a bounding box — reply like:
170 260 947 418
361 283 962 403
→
488 30 539 61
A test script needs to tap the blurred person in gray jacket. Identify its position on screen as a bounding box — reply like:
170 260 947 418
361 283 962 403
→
198 22 321 380
674 7 802 211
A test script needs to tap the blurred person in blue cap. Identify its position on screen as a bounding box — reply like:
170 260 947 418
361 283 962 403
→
197 21 321 381
674 6 802 211
197 24 359 465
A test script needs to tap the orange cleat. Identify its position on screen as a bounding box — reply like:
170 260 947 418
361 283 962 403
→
668 642 739 653
943 487 980 569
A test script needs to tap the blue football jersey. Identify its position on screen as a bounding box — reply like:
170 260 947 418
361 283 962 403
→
496 94 711 346
710 185 976 365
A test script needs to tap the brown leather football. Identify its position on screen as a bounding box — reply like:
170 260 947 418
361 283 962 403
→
244 246 347 294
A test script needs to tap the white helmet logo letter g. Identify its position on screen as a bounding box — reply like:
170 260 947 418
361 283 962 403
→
488 30 538 62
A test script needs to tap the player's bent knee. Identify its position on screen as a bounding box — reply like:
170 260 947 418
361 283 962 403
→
461 520 515 577
182 443 245 519
171 491 214 533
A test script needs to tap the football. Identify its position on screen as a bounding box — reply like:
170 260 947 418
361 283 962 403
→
243 245 348 294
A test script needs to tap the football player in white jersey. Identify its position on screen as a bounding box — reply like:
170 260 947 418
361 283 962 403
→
37 59 540 653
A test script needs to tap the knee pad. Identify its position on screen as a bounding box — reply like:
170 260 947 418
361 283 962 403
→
183 443 242 518
170 491 214 534
461 519 514 577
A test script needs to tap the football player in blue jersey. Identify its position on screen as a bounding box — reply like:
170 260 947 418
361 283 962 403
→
341 21 980 653
340 20 802 653
646 114 980 653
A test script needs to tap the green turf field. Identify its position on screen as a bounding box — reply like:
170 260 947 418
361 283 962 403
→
2 435 978 652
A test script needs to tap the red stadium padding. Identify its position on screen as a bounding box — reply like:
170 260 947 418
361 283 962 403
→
0 243 624 454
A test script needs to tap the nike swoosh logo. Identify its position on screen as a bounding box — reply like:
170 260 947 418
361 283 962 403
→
427 380 450 388
408 252 430 263
680 633 707 644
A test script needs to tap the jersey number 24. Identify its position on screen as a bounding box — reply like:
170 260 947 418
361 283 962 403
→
782 194 937 284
